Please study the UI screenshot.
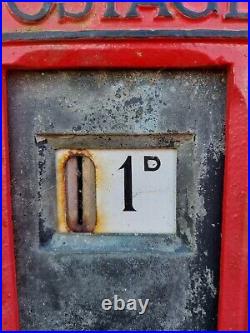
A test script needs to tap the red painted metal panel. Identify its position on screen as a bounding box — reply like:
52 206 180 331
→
2 70 20 330
218 62 248 331
2 2 248 331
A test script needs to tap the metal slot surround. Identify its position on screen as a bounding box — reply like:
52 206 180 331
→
65 155 96 233
56 150 97 233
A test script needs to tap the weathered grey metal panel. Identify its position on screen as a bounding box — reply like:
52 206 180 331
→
8 70 226 330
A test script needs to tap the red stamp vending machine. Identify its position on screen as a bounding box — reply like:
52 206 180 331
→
2 2 248 331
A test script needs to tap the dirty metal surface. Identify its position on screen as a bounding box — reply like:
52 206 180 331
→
8 70 226 330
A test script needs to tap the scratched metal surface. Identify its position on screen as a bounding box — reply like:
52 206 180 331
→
8 70 226 330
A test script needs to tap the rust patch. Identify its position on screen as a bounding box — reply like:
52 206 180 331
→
56 149 97 233
93 211 107 234
92 163 108 234
81 156 96 232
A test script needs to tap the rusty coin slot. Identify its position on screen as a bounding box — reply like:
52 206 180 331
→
65 155 96 232
77 156 83 226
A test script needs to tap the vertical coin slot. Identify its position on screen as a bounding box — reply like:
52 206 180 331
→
65 155 96 232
